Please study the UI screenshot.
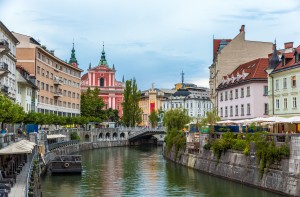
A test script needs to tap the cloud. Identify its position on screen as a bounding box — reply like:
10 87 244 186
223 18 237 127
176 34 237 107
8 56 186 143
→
1 0 300 90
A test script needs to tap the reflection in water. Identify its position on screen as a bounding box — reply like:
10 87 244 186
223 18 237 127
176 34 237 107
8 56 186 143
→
41 146 284 197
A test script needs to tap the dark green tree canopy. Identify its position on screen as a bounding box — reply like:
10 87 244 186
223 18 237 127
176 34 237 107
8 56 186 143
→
163 109 191 131
121 79 142 127
80 87 105 119
148 110 159 127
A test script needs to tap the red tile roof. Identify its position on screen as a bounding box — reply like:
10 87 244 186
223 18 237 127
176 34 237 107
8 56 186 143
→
273 45 300 72
213 39 231 59
218 58 269 89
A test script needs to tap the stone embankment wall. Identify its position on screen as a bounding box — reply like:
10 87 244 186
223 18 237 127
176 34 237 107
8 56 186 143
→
164 146 300 196
45 141 128 164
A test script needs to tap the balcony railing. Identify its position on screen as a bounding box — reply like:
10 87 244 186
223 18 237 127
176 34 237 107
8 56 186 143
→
0 39 9 53
53 78 63 85
0 62 9 75
1 85 9 94
54 92 63 97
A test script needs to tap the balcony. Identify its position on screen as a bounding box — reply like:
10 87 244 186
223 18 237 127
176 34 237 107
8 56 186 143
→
53 78 63 85
0 39 9 54
1 85 9 94
54 92 63 97
0 62 9 76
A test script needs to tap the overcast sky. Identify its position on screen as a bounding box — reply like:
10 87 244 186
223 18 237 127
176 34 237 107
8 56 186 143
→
1 0 300 90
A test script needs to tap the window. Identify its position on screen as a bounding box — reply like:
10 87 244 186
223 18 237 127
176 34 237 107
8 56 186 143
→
235 105 238 116
100 78 105 87
225 107 228 117
241 88 244 98
41 68 44 76
263 86 268 96
50 86 53 93
77 93 80 99
50 99 53 105
45 97 49 104
63 90 67 96
276 99 280 109
63 102 66 107
283 78 287 89
284 98 287 109
225 91 228 101
41 82 44 90
235 89 238 99
46 71 49 78
220 93 223 101
275 79 279 90
72 103 75 109
68 102 71 108
293 97 297 108
68 91 71 97
45 84 49 91
230 106 233 117
291 76 297 88
41 96 44 103
76 104 79 109
241 104 244 116
246 86 250 97
230 90 233 100
37 80 40 88
38 52 41 59
264 103 268 115
247 103 250 115
190 102 192 108
220 107 223 117
37 66 40 74
50 73 53 79
72 92 75 98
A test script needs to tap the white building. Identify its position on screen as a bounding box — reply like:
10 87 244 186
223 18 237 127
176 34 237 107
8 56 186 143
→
162 86 213 119
16 65 38 113
0 21 19 100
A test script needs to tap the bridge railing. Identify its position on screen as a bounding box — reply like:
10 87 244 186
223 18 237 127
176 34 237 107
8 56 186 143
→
48 140 80 151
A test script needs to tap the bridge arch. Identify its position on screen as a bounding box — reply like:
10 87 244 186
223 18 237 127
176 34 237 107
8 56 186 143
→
99 133 103 139
113 132 117 139
120 132 125 139
84 134 90 142
105 132 110 139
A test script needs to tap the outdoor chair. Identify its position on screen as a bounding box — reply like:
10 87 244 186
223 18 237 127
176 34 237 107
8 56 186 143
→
0 189 8 197
1 171 16 183
0 183 10 193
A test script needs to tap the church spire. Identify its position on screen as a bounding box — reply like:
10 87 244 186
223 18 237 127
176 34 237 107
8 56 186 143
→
99 42 108 66
181 70 185 88
69 41 78 66
122 75 124 83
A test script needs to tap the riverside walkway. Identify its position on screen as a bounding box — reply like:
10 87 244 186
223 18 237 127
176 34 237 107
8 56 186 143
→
9 162 29 197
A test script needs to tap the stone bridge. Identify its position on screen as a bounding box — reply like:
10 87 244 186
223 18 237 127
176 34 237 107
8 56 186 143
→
128 128 166 141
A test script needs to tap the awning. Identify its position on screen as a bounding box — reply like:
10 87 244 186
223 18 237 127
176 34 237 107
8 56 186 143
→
47 134 66 139
0 140 36 155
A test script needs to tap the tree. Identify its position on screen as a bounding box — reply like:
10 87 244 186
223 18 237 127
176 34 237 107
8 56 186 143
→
148 110 159 127
104 108 119 123
121 79 142 127
80 87 105 120
200 108 220 133
163 109 191 131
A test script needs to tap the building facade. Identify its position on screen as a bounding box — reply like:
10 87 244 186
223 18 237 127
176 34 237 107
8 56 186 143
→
140 85 175 126
162 86 212 120
0 21 19 100
267 44 300 117
217 58 269 120
13 32 83 116
209 25 272 108
81 45 124 117
16 65 38 112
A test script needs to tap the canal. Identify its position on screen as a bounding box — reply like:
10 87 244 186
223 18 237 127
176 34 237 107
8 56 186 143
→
41 146 284 197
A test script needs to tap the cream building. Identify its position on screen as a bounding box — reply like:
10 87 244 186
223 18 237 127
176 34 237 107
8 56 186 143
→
209 25 272 108
0 21 19 100
13 32 83 116
16 65 38 112
267 44 300 117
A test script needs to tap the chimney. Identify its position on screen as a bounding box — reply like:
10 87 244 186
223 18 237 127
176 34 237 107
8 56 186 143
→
284 42 293 49
240 25 245 32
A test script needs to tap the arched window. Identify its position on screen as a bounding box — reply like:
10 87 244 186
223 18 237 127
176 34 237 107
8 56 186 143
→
100 78 104 87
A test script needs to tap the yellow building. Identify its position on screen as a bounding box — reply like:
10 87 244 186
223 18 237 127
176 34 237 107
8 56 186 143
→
139 84 175 126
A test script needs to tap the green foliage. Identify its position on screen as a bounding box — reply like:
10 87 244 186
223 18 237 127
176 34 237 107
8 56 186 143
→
121 79 143 127
165 128 186 155
80 87 105 119
163 109 191 131
203 142 212 150
148 110 159 127
200 108 220 133
0 94 25 125
70 131 80 140
104 108 119 123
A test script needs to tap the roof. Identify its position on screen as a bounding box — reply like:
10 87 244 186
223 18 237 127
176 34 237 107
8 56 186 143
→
272 45 300 73
0 21 19 44
81 73 88 80
47 134 66 139
0 140 35 155
173 88 191 97
218 58 269 89
213 39 231 60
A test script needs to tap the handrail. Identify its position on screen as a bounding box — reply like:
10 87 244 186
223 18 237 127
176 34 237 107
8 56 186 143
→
48 140 80 151
24 149 37 197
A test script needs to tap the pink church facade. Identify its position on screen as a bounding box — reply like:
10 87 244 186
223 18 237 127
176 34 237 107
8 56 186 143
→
81 46 124 117
217 58 269 120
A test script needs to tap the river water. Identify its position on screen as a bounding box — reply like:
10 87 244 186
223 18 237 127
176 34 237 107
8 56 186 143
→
41 146 284 197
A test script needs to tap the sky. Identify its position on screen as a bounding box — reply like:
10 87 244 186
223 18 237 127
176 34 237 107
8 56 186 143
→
1 0 300 90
